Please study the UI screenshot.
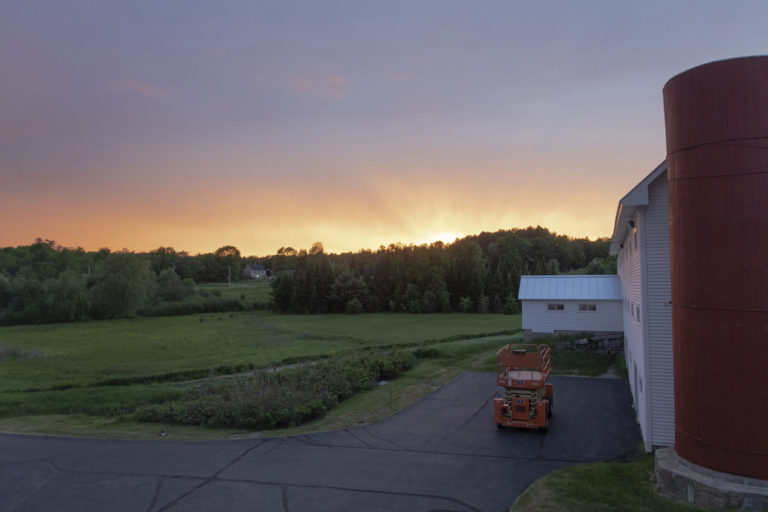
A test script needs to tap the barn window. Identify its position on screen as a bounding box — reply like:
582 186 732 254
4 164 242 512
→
578 303 597 312
547 303 564 311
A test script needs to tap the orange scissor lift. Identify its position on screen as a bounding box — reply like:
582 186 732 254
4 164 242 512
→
494 344 554 432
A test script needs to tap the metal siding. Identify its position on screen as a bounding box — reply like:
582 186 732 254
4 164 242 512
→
645 173 675 447
665 57 768 478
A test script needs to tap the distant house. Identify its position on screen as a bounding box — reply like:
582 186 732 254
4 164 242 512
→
242 263 267 280
610 160 674 451
518 275 623 341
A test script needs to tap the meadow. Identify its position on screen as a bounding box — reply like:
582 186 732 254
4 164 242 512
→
0 310 618 441
194 280 272 304
0 312 527 434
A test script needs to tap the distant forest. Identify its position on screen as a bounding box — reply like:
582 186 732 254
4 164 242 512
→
267 227 613 314
0 227 614 325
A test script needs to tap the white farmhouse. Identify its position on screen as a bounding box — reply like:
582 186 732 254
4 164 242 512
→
518 275 623 340
609 160 674 451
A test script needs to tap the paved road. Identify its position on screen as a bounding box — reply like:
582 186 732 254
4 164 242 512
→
0 373 640 512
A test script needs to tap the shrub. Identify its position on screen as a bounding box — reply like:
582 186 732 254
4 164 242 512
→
136 349 415 430
345 298 363 314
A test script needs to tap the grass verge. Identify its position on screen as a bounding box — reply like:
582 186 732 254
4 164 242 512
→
510 452 704 512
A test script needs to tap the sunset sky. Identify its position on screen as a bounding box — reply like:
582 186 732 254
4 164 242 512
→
2 1 767 256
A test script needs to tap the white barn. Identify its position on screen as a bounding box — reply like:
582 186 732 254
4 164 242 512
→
518 275 623 339
610 160 674 451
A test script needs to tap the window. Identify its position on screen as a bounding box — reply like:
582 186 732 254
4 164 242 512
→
547 303 564 311
633 230 639 250
578 303 597 312
636 306 641 326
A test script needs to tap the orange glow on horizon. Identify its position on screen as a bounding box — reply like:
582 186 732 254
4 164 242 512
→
1 150 626 256
1 183 616 256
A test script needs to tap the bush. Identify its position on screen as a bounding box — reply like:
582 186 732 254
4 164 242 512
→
135 349 415 430
505 293 521 314
139 296 250 317
345 298 363 314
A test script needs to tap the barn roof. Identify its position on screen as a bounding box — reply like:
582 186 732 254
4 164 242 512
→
518 275 622 300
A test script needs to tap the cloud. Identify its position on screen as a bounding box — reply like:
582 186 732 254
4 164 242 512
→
290 74 349 100
108 78 174 99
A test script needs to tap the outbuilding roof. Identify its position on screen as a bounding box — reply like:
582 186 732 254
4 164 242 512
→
518 275 622 300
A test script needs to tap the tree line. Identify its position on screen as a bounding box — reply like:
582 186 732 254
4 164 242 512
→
0 239 259 325
0 227 614 325
267 227 614 314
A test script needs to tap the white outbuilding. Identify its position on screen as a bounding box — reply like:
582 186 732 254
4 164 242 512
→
518 275 623 340
609 160 674 451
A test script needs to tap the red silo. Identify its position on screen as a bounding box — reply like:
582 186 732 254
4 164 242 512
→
663 56 768 480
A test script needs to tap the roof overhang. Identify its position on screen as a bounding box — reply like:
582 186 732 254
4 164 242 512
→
609 160 668 255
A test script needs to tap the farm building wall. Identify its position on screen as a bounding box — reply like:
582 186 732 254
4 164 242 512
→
618 209 649 446
615 166 673 451
521 299 623 334
644 173 674 448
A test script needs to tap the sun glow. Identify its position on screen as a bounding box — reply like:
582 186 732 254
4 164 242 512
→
414 231 465 246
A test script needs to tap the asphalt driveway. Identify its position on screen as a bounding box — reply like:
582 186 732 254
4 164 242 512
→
0 373 640 512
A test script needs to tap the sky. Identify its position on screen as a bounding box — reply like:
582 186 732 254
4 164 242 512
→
2 1 768 256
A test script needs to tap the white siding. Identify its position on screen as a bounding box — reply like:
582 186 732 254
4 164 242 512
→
618 210 649 445
645 174 674 447
521 300 622 333
616 169 674 451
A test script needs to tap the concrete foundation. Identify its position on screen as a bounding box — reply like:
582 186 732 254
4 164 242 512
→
655 448 768 510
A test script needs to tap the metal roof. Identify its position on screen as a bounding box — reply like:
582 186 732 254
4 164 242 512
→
518 275 622 300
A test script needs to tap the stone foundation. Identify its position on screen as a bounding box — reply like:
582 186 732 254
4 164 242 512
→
655 447 768 510
522 330 624 351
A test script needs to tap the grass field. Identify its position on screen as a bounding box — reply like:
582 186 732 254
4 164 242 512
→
0 310 620 443
0 312 527 435
0 312 520 392
195 280 272 304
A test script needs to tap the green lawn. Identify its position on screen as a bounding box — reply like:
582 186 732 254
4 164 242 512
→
510 453 704 512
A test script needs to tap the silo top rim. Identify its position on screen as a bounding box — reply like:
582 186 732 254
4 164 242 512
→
663 55 768 90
